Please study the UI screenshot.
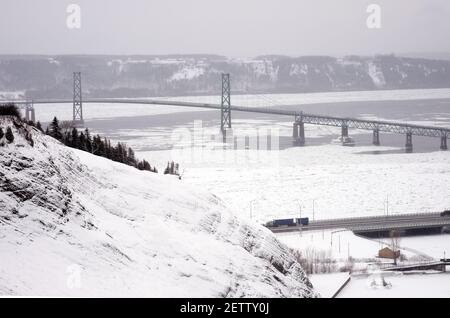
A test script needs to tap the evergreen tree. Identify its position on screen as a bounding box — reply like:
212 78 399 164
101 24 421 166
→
49 117 62 140
84 128 92 152
36 121 43 132
127 147 135 166
96 135 105 156
104 138 111 159
79 132 86 151
30 117 159 175
0 103 21 118
164 162 170 174
71 128 79 148
5 127 14 143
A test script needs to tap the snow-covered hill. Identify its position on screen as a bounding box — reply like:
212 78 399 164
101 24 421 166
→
0 117 316 297
2 54 450 98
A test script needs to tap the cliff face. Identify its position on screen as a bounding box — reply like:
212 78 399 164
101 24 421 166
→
1 54 450 99
0 117 316 297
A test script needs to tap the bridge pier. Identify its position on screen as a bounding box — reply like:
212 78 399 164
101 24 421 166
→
293 122 305 146
341 125 348 138
441 134 448 150
405 132 413 153
24 101 35 123
373 129 380 146
298 122 305 145
292 123 298 139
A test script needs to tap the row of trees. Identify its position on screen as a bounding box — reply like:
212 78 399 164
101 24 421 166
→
1 103 182 176
164 161 180 176
0 103 21 118
45 117 158 173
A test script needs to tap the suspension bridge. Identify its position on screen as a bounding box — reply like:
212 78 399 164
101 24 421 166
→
4 72 450 151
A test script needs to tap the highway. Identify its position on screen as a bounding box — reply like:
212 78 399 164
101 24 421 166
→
267 212 450 234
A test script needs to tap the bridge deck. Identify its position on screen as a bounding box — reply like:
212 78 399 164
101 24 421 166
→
380 261 450 272
4 98 450 138
267 212 450 234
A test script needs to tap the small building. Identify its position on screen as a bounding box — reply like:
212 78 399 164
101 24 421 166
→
378 247 400 259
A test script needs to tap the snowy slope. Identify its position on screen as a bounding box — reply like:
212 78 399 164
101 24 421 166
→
0 117 316 297
3 55 450 98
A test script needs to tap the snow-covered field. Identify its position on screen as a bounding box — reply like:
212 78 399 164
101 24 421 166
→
278 230 450 262
309 272 350 298
0 118 316 297
163 143 450 222
278 230 386 260
338 272 450 298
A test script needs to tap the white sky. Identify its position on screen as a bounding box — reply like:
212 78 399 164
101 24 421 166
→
1 0 449 57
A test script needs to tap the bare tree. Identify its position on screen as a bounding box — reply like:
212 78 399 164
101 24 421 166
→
390 230 401 265
60 120 75 136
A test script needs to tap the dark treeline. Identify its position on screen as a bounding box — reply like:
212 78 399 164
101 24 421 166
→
45 117 158 173
0 103 21 118
164 161 180 177
1 104 183 176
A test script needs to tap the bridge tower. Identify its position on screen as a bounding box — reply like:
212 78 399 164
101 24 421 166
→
73 72 84 128
441 132 448 150
220 73 231 135
405 131 413 153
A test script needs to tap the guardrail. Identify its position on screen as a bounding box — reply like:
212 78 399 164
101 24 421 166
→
309 212 444 225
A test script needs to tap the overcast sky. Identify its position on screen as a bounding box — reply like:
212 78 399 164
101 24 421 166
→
1 0 450 57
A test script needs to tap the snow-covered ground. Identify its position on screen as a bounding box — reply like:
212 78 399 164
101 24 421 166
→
309 272 350 298
0 118 316 297
165 143 450 223
278 230 449 264
378 234 450 259
338 272 450 298
8 88 450 297
278 230 386 260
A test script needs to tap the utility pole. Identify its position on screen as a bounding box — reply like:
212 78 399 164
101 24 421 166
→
312 199 317 221
348 242 350 260
296 200 303 237
386 195 389 216
249 199 256 220
296 200 302 219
